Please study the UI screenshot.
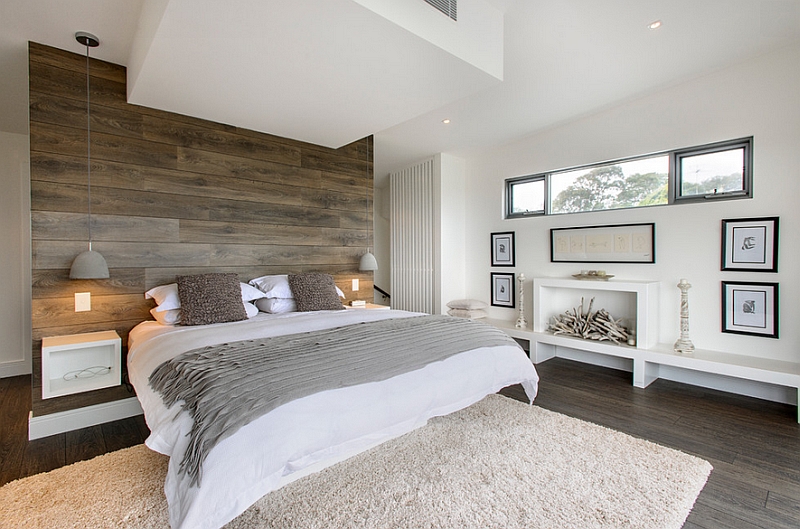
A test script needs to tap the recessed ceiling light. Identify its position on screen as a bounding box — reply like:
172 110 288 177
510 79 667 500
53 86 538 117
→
648 20 662 30
442 119 451 124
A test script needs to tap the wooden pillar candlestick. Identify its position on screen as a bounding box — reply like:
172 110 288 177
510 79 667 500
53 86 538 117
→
674 278 695 353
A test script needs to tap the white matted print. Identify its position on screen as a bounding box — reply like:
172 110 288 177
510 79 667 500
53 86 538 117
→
722 281 778 338
551 223 655 263
491 232 515 267
721 217 779 272
491 273 515 308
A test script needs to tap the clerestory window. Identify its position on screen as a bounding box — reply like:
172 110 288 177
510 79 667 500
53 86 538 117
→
505 137 752 218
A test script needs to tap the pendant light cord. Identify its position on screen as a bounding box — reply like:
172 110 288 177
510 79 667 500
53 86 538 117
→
365 136 370 253
84 43 93 251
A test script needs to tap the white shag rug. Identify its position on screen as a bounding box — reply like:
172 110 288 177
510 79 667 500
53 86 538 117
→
0 395 712 529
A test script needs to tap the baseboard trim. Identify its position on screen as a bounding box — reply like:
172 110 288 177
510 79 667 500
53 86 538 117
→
29 397 143 440
0 358 31 378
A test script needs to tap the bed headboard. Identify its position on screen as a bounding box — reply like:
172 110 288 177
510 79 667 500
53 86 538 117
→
29 42 374 416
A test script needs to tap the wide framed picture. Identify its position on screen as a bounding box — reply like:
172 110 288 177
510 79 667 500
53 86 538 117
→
490 272 515 308
550 223 655 263
721 281 779 338
491 232 515 267
721 217 779 272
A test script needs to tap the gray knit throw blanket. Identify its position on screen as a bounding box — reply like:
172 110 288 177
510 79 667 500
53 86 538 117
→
149 314 520 486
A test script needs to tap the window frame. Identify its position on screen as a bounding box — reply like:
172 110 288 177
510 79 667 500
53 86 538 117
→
505 137 753 219
505 174 546 217
670 137 752 204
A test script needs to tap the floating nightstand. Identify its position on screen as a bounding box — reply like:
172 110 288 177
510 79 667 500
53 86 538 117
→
41 330 121 399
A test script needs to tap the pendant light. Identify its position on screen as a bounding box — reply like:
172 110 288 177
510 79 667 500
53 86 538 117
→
70 31 109 279
359 136 378 271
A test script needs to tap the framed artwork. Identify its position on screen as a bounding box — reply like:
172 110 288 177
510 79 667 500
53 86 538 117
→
550 223 655 263
721 281 779 338
490 273 515 308
721 217 779 272
491 232 515 267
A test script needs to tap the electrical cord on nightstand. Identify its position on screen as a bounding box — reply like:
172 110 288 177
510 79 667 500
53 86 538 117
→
62 365 111 381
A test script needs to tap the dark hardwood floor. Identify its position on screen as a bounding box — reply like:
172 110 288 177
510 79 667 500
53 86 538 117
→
0 374 149 487
502 358 800 529
2 357 799 528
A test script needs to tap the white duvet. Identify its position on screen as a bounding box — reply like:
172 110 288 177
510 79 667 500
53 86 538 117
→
127 309 539 529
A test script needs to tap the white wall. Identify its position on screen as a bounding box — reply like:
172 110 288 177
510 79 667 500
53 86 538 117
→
463 43 800 366
434 153 467 315
373 182 391 303
0 131 31 377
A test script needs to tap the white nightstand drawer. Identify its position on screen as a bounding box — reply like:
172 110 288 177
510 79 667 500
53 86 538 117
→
41 330 121 399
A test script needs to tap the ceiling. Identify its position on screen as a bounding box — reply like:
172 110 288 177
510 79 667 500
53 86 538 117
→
2 0 799 184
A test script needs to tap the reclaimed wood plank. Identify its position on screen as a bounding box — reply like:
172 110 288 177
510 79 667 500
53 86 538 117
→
32 268 145 299
179 219 366 247
31 293 152 330
30 181 212 221
301 148 369 177
144 268 370 293
141 167 304 207
33 240 213 270
29 90 143 139
207 244 363 268
29 41 126 83
30 121 178 169
31 211 180 243
28 60 127 110
176 146 321 187
32 385 135 418
141 114 301 166
29 151 146 190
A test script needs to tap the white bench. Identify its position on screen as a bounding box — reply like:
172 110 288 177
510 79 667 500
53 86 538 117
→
486 318 800 422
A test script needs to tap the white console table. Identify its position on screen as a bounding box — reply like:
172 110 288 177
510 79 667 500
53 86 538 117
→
487 277 800 422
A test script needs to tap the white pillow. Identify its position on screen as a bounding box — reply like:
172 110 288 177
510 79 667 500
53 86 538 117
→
446 299 489 310
150 302 257 325
447 308 488 319
255 297 297 314
249 274 345 299
145 283 180 313
249 275 292 298
240 282 268 302
147 282 266 312
244 301 259 318
150 307 181 325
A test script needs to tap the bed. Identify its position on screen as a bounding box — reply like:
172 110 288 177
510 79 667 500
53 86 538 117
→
127 274 539 529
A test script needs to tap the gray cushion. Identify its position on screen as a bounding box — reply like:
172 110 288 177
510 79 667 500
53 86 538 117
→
177 273 248 326
288 273 345 312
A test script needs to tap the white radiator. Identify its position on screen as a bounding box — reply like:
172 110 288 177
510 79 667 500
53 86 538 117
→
390 159 435 314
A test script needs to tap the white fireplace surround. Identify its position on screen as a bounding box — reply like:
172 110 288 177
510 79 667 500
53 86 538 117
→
487 277 800 422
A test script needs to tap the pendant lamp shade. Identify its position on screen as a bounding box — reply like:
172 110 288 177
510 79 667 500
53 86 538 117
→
70 247 110 279
359 136 378 271
359 251 378 271
70 31 110 280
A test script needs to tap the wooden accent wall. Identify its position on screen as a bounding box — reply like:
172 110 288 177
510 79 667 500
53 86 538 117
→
28 42 374 417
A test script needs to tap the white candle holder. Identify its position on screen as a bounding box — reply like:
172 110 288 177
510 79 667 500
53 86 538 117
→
674 279 695 353
515 273 528 329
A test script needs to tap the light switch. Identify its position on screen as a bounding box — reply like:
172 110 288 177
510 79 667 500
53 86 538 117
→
75 292 91 312
352 278 359 291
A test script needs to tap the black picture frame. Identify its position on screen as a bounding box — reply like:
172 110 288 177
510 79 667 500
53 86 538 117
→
721 217 779 272
721 281 779 339
490 273 515 308
550 223 655 263
491 232 515 267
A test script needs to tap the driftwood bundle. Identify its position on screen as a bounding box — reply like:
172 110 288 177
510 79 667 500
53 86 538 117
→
547 297 629 344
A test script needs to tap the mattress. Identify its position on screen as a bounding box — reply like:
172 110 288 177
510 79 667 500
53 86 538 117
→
127 309 539 529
